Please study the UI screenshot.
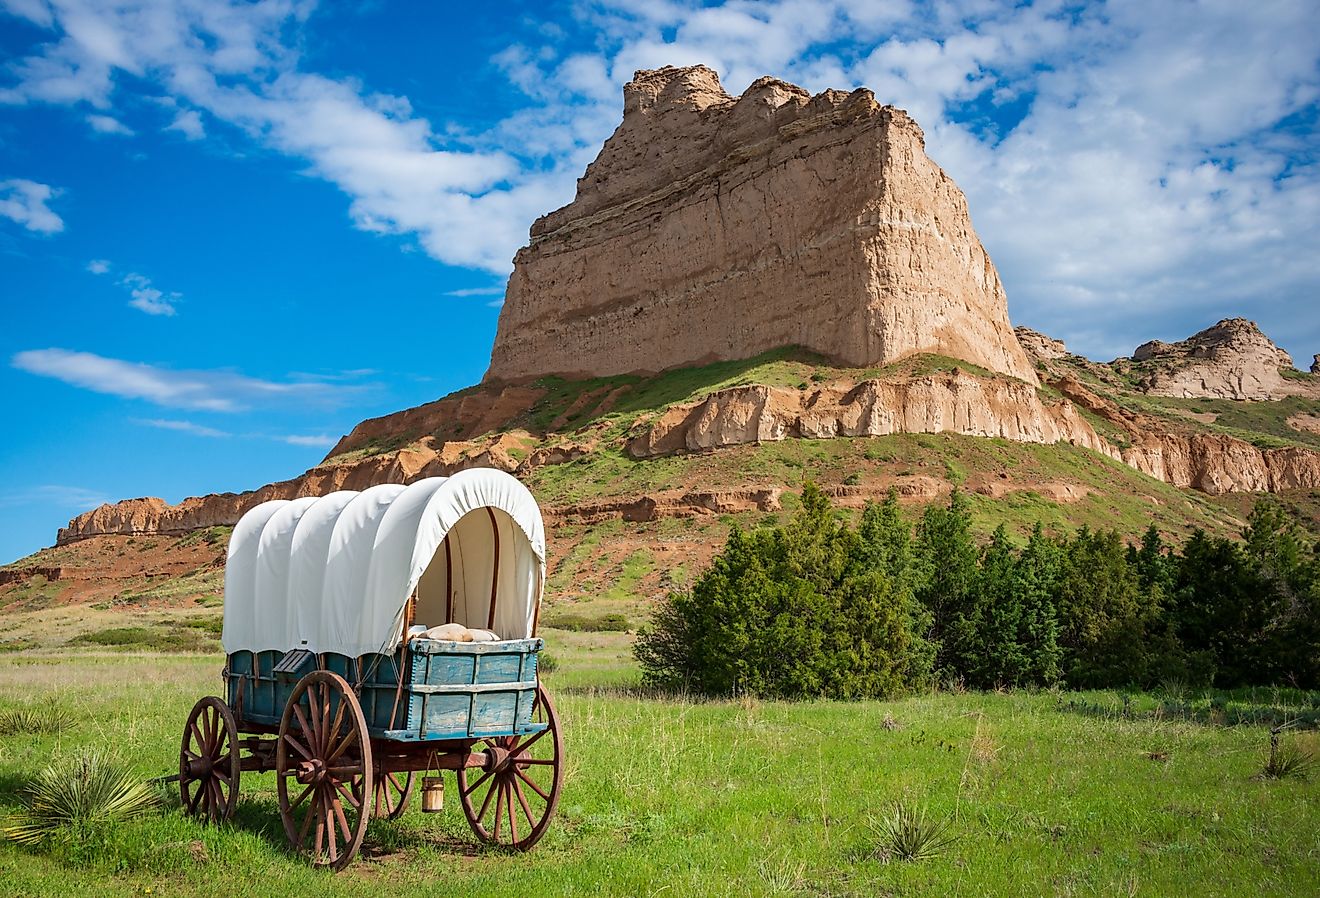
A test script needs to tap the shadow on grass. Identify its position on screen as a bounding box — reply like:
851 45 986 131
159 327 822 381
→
557 683 685 701
0 769 32 808
1056 691 1320 730
169 788 507 863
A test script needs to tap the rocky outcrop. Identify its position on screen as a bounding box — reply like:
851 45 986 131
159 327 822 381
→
1125 318 1301 400
57 430 590 544
1015 326 1068 362
549 488 783 524
1311 354 1320 375
1053 377 1320 494
326 382 545 459
0 566 62 585
627 371 1114 458
487 65 1038 386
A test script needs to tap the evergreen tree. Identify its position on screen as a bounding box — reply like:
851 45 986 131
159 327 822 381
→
1055 528 1164 687
1172 530 1282 686
1012 523 1064 686
634 483 933 698
914 490 979 678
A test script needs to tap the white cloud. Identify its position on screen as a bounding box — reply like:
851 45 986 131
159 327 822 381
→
134 418 230 437
86 112 133 134
165 107 204 139
445 286 506 297
0 179 64 233
119 271 179 316
127 285 177 316
11 348 362 412
86 258 111 274
0 484 110 510
0 1 550 273
279 433 337 448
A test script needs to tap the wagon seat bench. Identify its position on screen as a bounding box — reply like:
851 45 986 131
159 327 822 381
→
177 469 564 871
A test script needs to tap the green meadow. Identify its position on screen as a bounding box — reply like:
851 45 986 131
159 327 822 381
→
1 638 1317 897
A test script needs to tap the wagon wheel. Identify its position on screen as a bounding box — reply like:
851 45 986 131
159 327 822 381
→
370 770 416 820
457 684 563 851
275 671 374 871
179 696 240 823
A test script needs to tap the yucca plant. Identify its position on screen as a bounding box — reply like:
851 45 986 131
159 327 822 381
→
1262 728 1316 780
3 748 160 845
870 800 958 862
0 706 67 736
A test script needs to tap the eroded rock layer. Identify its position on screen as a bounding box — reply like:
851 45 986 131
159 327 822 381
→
626 372 1112 458
487 65 1038 386
60 360 1320 546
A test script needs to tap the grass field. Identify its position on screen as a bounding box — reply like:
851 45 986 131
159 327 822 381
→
1 639 1317 897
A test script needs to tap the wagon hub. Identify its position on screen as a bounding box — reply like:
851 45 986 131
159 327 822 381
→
294 758 326 785
484 745 511 772
185 756 213 779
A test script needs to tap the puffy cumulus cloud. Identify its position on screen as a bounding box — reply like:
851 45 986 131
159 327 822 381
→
0 178 64 233
164 107 204 138
11 348 365 412
0 0 549 273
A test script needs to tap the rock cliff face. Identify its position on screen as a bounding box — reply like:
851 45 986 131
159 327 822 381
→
1053 378 1320 494
1015 326 1068 362
1125 318 1301 400
487 65 1038 386
627 372 1112 458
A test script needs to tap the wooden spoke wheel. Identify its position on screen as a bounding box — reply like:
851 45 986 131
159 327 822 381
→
370 770 415 820
275 671 374 871
457 684 563 851
179 696 240 823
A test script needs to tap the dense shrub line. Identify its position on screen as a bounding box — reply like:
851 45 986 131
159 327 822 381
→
635 485 1320 698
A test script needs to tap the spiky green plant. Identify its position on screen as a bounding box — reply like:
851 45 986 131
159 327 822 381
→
0 706 68 737
1262 730 1316 780
3 748 160 845
870 801 958 862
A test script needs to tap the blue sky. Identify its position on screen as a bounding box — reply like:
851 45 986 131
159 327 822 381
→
1 0 1318 562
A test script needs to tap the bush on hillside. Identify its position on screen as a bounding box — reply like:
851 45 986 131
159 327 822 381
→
634 484 933 699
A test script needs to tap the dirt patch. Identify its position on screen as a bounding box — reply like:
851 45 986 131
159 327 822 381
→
1170 409 1219 424
1288 414 1320 436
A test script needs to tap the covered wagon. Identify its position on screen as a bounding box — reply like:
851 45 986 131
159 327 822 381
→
177 469 563 869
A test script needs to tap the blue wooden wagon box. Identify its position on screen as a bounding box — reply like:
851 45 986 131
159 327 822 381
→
225 637 544 741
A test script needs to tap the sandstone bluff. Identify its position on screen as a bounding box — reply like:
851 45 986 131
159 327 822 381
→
486 65 1038 386
47 67 1320 545
1120 318 1315 401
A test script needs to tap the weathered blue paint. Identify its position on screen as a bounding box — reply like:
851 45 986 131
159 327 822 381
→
224 637 542 742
